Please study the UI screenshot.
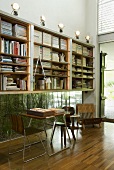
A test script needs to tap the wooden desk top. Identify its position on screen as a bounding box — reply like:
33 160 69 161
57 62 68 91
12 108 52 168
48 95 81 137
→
21 108 65 119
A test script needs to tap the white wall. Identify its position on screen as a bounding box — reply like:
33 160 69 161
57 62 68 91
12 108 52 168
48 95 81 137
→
0 0 99 112
0 0 87 39
83 0 99 116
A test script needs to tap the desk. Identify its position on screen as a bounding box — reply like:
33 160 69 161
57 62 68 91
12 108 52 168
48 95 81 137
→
21 108 71 156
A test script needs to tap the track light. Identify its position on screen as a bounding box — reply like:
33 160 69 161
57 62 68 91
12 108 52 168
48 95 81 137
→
75 31 80 39
58 23 64 33
40 15 45 26
85 35 90 43
11 3 20 16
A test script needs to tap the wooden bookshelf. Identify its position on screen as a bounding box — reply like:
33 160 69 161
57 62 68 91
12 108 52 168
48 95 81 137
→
72 39 94 91
33 26 70 91
0 12 30 91
0 10 95 93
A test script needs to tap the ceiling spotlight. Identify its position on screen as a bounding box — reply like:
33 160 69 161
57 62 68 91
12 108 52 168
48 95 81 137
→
85 35 90 43
40 15 45 26
75 31 80 39
58 23 64 33
11 3 20 16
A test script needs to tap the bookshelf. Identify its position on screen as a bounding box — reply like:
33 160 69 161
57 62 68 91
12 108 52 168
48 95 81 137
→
0 10 95 93
0 12 30 91
33 26 70 91
72 39 94 91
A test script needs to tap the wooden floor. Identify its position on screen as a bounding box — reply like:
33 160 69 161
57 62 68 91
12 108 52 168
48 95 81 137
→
0 122 114 170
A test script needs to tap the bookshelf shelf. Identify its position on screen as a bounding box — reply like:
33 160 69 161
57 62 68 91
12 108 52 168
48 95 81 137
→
0 53 30 59
0 71 29 75
0 62 29 67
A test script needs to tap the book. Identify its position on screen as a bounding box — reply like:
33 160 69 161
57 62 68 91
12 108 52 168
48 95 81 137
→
60 39 67 50
43 33 51 46
34 30 42 43
13 24 27 39
52 36 59 48
1 20 12 36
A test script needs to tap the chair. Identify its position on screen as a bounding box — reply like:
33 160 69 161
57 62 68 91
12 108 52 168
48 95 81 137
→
50 106 76 144
62 106 75 123
76 103 102 129
9 114 47 162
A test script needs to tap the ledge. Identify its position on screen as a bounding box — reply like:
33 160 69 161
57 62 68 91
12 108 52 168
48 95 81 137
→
0 88 94 95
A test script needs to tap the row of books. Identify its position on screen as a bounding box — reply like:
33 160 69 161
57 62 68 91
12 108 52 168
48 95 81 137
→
83 47 93 57
0 65 13 72
0 76 27 90
52 64 66 70
1 20 27 39
34 46 51 60
0 56 12 63
72 43 93 56
1 38 27 56
34 30 67 49
1 20 12 36
0 56 27 64
52 77 67 89
35 77 66 90
52 71 67 76
72 43 82 54
0 65 26 72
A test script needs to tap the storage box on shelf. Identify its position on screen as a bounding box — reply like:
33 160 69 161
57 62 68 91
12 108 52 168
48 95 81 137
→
72 40 94 91
0 12 30 91
33 26 70 91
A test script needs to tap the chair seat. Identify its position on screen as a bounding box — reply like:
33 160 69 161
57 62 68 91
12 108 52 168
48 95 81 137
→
55 122 66 126
82 118 102 125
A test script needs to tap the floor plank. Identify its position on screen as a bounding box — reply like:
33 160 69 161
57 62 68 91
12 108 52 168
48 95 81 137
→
0 122 114 170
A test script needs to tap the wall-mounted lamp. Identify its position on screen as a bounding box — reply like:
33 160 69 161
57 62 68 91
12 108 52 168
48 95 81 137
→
85 35 90 43
40 15 45 26
75 31 80 39
11 3 20 16
58 23 64 33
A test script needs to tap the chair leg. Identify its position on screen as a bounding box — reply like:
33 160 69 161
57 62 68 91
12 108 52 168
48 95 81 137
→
23 133 47 163
63 127 66 146
43 120 47 138
70 128 76 140
9 131 23 155
50 122 56 144
82 124 85 130
65 126 71 143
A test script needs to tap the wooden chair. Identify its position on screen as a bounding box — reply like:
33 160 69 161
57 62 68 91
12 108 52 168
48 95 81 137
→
62 106 75 124
76 103 102 129
9 114 47 162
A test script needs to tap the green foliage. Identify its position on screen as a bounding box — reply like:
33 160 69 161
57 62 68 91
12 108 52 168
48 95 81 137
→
0 91 82 141
105 81 114 87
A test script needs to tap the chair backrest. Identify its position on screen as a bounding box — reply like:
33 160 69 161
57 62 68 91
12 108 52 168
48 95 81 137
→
76 103 95 119
62 106 75 115
9 114 24 135
62 106 75 123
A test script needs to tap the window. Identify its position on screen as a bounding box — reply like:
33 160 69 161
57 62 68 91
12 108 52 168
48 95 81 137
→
98 0 114 34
